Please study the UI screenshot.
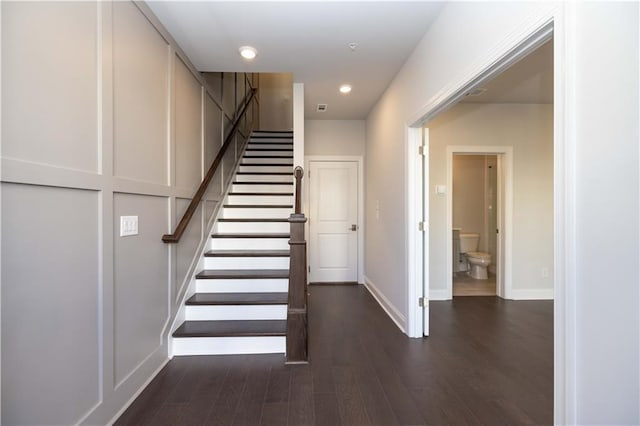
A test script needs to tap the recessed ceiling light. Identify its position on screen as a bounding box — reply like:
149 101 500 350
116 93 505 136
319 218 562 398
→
239 46 257 60
339 84 352 94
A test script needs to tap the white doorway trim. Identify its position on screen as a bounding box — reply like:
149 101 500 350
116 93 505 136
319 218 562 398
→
304 155 364 284
402 8 576 425
446 146 513 300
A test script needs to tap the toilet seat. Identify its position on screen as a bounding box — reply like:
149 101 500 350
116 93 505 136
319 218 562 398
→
467 251 490 260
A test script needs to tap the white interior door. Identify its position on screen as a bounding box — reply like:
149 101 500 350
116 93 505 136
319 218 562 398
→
309 161 358 283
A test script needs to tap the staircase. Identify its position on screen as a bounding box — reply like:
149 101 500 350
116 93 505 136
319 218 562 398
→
172 130 294 356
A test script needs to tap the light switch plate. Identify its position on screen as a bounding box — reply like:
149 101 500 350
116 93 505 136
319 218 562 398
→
435 185 446 195
120 216 138 237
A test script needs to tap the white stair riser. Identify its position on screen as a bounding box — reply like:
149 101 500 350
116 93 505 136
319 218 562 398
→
204 256 290 270
172 336 285 356
185 305 287 321
196 278 289 293
242 157 293 165
227 195 293 205
232 183 293 192
216 222 289 233
221 207 293 219
250 135 292 140
210 237 290 250
235 174 293 183
238 165 292 173
245 151 293 157
246 144 293 151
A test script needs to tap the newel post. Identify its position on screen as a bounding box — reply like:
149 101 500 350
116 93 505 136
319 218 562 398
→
286 166 308 364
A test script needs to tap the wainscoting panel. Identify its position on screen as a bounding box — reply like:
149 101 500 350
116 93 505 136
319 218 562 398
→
113 193 170 387
1 183 100 425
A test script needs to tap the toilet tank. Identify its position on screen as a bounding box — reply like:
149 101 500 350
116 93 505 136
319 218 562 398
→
459 233 480 253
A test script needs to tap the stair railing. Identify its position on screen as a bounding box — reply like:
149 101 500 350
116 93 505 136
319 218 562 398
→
162 88 257 243
286 166 308 363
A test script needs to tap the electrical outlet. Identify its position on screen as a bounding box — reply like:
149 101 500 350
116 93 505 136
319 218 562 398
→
120 216 138 237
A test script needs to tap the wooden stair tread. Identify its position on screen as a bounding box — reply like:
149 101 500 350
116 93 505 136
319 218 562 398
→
243 155 294 159
232 181 293 185
246 149 293 152
236 172 293 175
211 233 290 238
186 292 288 305
204 249 290 257
173 320 287 337
223 204 293 208
248 141 293 145
240 163 293 167
196 269 289 279
218 218 289 223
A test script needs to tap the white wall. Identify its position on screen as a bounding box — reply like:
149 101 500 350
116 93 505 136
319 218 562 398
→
0 2 255 424
452 155 487 246
430 104 554 297
305 120 366 156
573 3 638 424
259 73 293 130
293 83 305 169
365 1 639 424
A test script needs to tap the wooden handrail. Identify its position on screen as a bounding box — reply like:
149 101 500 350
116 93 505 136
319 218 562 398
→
286 166 308 364
162 88 257 243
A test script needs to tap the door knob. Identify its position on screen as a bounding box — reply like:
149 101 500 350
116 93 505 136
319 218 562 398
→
350 224 358 231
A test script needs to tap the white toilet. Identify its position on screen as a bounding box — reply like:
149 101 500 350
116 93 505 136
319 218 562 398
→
459 233 491 280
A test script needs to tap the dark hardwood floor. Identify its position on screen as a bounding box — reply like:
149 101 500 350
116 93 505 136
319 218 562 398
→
115 286 553 425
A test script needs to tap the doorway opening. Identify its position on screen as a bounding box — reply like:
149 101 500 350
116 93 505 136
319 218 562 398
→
406 26 555 339
452 153 502 297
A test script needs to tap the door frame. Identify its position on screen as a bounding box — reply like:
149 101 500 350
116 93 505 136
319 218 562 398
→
404 9 576 424
304 156 365 284
446 147 513 300
405 20 554 333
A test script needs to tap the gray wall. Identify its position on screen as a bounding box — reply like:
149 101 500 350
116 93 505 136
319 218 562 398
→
259 73 293 130
304 120 366 156
0 2 255 424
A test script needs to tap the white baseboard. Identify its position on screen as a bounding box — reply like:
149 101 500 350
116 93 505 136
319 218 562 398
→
363 276 407 333
429 289 450 301
510 288 554 300
104 357 169 426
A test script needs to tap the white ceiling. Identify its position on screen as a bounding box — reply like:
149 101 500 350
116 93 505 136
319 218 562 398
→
146 1 445 119
461 40 553 104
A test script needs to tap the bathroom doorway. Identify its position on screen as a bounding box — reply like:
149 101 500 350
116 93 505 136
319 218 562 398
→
446 146 513 300
452 153 501 296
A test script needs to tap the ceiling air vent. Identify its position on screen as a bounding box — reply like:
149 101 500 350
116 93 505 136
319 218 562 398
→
317 104 328 112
